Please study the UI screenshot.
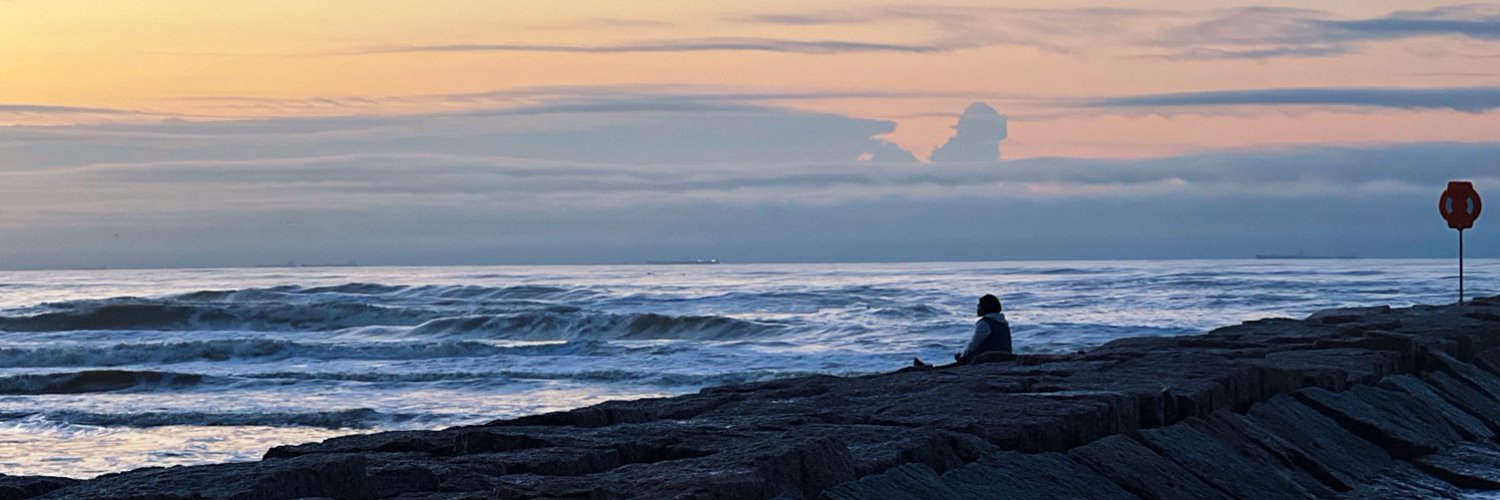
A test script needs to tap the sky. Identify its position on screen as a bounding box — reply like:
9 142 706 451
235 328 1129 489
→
1 1 1498 268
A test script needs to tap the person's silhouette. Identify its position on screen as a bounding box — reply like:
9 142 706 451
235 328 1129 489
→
913 294 1013 368
956 294 1011 364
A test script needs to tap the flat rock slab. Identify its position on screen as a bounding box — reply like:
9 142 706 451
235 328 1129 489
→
1378 374 1494 441
1191 412 1339 497
1472 347 1500 376
1338 461 1462 499
0 475 74 500
1414 442 1500 490
1429 351 1500 404
1294 386 1461 459
1423 370 1500 433
936 451 1134 500
1253 348 1401 391
1244 394 1390 490
1133 420 1315 499
39 453 371 500
1066 435 1228 500
819 463 959 500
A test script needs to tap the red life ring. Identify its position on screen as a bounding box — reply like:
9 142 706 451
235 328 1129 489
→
1440 181 1482 230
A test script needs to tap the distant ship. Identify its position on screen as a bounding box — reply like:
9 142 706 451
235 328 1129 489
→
1253 250 1357 260
645 258 721 265
251 261 359 268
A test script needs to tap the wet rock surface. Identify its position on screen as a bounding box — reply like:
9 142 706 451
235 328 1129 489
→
22 297 1500 499
37 454 372 500
0 475 74 500
1065 435 1227 499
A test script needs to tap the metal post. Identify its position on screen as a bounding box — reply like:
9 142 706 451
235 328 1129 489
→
1460 229 1466 304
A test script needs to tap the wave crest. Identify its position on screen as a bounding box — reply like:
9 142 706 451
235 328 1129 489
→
0 339 595 368
0 408 400 429
0 370 203 395
0 302 420 332
410 311 781 340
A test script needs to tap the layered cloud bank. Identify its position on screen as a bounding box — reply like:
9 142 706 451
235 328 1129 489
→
1086 87 1500 113
0 100 1492 269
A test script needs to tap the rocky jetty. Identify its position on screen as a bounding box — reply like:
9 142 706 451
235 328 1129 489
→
19 296 1500 499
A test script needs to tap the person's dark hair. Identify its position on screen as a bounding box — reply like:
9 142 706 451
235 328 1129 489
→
977 294 1003 316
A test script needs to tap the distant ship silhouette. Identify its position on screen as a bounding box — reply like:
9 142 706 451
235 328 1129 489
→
645 258 721 265
1253 250 1357 260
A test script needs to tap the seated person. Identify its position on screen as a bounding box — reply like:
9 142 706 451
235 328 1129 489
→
956 294 1012 364
913 294 1013 368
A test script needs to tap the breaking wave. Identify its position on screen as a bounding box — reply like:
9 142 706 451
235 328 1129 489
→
240 368 821 387
0 339 602 368
0 302 424 332
0 408 403 429
0 370 204 395
0 283 783 342
408 311 783 340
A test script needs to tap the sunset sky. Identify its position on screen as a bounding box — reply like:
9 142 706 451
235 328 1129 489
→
7 0 1499 157
2 1 1498 268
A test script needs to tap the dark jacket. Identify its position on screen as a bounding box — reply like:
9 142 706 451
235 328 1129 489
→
958 312 1012 363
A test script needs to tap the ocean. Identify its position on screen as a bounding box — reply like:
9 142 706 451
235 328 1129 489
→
0 259 1493 478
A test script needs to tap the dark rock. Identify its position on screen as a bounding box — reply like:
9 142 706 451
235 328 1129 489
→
1244 395 1390 491
1293 386 1461 459
1191 412 1339 496
819 463 959 500
1338 461 1462 499
1132 419 1316 498
493 392 747 428
842 427 996 476
1423 370 1500 433
41 453 372 500
1066 435 1229 499
936 451 1134 499
1308 305 1392 323
1472 348 1500 376
1253 347 1403 391
750 434 857 499
1377 374 1494 441
1426 351 1500 403
452 431 561 456
0 474 75 500
1465 311 1500 322
1414 442 1500 489
367 463 440 497
267 430 458 459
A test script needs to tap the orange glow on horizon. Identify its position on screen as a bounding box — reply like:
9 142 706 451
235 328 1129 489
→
3 0 1499 159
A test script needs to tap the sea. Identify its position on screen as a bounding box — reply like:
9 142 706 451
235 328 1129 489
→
0 259 1494 479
